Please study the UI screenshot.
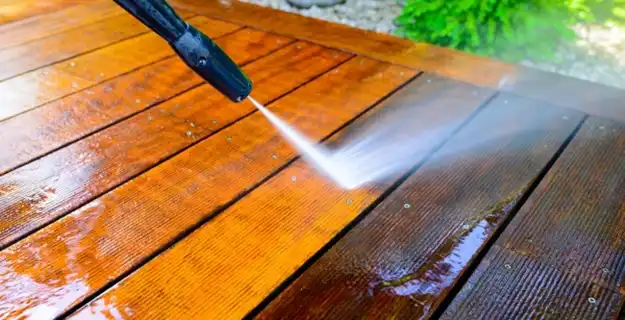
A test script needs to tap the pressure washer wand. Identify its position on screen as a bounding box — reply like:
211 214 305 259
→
113 0 252 102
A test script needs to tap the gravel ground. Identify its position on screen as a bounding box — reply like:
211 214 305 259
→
241 0 625 90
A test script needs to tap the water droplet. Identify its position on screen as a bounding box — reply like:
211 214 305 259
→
296 44 302 49
588 297 596 304
292 176 297 181
104 86 113 93
135 99 141 104
72 82 79 88
333 69 340 74
148 115 153 121
186 131 192 136
212 120 217 124
271 154 278 159
226 136 232 141
601 267 610 274
426 79 432 83
403 203 411 209
504 264 512 269
42 70 49 76
462 224 470 230
69 62 76 67
346 198 353 204
99 72 105 77
190 122 196 127
399 72 404 77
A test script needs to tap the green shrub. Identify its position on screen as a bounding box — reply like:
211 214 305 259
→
393 0 625 63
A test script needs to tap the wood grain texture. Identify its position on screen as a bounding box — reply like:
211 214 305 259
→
0 15 233 123
441 116 625 320
171 0 625 122
257 95 585 319
0 0 83 25
0 57 412 320
0 30 295 248
0 0 122 50
67 74 495 319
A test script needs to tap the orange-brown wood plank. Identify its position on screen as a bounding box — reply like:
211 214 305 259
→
0 29 296 247
0 0 123 50
0 57 415 319
256 96 585 319
171 0 625 123
0 0 83 25
0 11 194 81
0 28 282 176
0 15 234 123
65 74 496 319
440 116 625 319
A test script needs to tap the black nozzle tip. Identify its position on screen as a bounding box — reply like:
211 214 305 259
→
171 24 252 102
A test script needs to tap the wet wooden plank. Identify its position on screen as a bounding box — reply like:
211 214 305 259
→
171 0 625 122
0 28 285 177
0 29 295 247
0 15 231 122
256 95 585 319
0 57 414 319
0 0 83 25
0 0 122 50
66 74 496 319
441 116 625 320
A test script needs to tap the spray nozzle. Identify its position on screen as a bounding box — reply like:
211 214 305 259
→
112 0 252 103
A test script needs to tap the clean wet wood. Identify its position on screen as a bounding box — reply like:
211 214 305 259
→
0 29 295 250
1 1 624 319
0 57 410 319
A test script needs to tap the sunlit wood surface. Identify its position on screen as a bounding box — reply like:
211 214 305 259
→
0 1 624 319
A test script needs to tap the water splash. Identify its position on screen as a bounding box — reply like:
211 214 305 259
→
248 96 449 190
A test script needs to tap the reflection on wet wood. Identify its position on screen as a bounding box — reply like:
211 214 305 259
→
0 0 84 25
67 75 493 319
0 57 410 319
257 95 584 319
441 116 625 319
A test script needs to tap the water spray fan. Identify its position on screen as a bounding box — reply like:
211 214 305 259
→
113 0 253 102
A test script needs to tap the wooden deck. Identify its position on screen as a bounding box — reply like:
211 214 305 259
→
1 0 624 319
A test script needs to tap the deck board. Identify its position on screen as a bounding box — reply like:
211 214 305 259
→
255 94 584 319
0 0 122 50
1 1 624 319
0 55 412 319
0 26 259 176
67 73 492 320
0 29 295 250
441 116 625 319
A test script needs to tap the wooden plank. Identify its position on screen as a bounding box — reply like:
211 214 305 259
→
441 116 625 319
54 16 240 82
0 0 123 50
0 28 288 177
0 0 83 25
0 39 344 253
0 57 415 320
0 12 182 81
0 15 233 122
65 74 496 319
255 95 585 319
171 0 625 123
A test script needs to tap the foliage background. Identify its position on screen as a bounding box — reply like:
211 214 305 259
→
393 0 625 63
